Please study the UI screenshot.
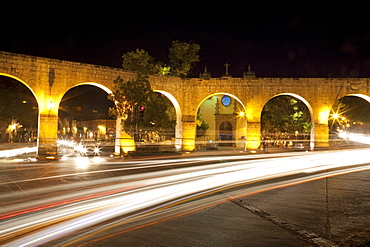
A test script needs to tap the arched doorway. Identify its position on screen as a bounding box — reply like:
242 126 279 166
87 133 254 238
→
219 121 233 146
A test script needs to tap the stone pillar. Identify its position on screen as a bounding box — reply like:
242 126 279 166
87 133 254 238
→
313 123 330 148
174 120 182 151
311 104 331 149
182 115 196 152
114 118 135 155
37 113 59 160
246 121 261 150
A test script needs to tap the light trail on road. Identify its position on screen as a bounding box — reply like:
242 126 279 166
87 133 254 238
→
1 148 370 246
0 147 37 160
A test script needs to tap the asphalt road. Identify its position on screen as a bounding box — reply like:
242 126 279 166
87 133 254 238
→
1 146 370 246
91 168 370 247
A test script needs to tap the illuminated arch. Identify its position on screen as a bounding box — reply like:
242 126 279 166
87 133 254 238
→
71 82 113 94
0 73 39 144
197 92 247 116
154 90 182 150
197 93 247 148
347 93 370 103
262 93 315 147
332 93 370 129
263 93 314 119
330 94 370 123
154 90 182 123
59 82 114 112
0 73 39 104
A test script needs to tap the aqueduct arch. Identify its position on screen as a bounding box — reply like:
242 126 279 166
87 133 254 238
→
261 93 315 147
0 74 39 143
153 90 182 150
0 73 37 100
347 93 370 103
1 51 370 158
72 82 113 94
197 93 247 147
329 94 370 133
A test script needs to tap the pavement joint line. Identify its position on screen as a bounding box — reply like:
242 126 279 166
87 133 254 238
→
229 197 338 247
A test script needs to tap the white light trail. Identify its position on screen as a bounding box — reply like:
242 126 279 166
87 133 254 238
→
1 148 370 246
0 147 37 158
339 132 370 145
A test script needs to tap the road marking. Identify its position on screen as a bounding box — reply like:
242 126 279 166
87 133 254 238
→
229 197 337 247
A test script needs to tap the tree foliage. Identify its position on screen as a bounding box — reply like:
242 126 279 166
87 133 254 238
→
110 41 199 140
108 77 176 138
121 41 200 78
196 112 209 137
108 76 152 119
135 93 176 132
169 41 200 78
261 96 312 135
122 49 156 77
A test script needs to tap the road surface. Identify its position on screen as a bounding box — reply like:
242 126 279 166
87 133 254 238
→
1 147 370 246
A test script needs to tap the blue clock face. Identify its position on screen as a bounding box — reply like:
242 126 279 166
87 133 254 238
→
221 96 231 106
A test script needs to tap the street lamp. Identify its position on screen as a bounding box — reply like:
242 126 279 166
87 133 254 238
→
47 101 55 109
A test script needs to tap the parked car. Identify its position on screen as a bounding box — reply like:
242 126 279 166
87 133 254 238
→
290 142 305 151
206 140 218 150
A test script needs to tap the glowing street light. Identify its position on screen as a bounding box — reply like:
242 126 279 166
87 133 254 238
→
47 101 55 109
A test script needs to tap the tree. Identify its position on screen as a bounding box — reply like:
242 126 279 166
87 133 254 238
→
110 41 199 141
108 76 152 119
108 77 176 141
169 40 200 78
261 96 312 137
140 93 176 138
121 42 201 78
122 49 157 78
196 111 209 137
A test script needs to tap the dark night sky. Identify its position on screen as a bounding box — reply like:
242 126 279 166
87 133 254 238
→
2 2 370 78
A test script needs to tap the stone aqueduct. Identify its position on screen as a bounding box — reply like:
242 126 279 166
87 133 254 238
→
1 51 370 158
